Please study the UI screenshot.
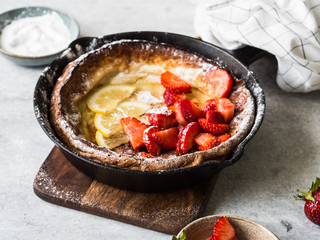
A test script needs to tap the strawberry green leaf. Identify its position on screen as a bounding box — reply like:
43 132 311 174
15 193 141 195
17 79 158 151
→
295 177 320 202
172 231 186 240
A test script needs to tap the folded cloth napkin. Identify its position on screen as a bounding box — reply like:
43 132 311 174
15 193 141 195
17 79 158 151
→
194 0 320 92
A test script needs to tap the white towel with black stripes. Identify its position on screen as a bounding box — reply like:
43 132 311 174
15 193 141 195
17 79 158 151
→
194 0 320 93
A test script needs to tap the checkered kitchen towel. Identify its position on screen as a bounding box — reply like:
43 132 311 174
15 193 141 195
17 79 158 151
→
194 0 320 92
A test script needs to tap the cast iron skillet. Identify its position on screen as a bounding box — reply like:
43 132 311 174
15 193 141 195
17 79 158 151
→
34 31 266 192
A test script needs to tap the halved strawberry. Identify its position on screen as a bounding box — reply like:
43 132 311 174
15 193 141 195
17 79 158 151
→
206 110 225 124
219 133 231 143
140 152 156 158
120 117 148 150
194 133 221 151
160 71 192 94
152 127 179 150
143 126 161 156
174 100 203 125
216 98 235 123
173 101 188 126
146 109 178 129
203 98 217 113
198 118 229 135
206 69 233 98
177 122 201 154
213 216 237 240
163 89 187 106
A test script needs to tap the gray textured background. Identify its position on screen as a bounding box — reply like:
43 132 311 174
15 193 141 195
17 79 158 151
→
0 0 319 239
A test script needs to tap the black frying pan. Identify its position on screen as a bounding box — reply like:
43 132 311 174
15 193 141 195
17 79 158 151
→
34 32 266 192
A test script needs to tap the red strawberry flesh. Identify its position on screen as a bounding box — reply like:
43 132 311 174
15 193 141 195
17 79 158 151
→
206 69 233 98
198 118 229 135
177 122 201 154
163 89 187 106
194 133 221 151
213 216 236 240
160 71 192 94
146 109 178 129
218 133 231 143
143 126 161 156
180 100 203 123
120 117 148 150
152 127 179 150
206 110 225 124
203 98 217 113
173 101 188 126
174 100 203 125
216 98 235 123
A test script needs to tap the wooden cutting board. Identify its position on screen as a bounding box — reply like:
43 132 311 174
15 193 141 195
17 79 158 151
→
33 146 219 235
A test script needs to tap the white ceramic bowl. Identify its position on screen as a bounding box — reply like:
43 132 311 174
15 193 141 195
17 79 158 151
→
0 6 79 66
176 215 279 240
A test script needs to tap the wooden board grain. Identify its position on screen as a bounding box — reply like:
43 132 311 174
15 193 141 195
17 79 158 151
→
33 146 218 234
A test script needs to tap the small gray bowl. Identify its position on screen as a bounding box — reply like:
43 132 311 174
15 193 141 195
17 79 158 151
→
176 215 279 240
0 6 80 66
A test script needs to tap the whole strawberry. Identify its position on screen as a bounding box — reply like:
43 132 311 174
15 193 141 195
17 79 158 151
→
295 177 320 225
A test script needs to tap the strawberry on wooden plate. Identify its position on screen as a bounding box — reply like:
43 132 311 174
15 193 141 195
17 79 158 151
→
206 69 233 98
216 98 235 123
163 89 187 106
161 71 192 94
198 118 229 136
143 126 161 156
120 117 148 150
194 133 221 151
152 127 179 150
146 109 178 129
177 122 201 154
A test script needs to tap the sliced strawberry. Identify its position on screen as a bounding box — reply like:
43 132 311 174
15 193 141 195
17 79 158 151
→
143 126 161 156
213 216 236 240
173 101 188 126
219 133 231 143
174 100 203 125
216 98 235 123
206 69 233 98
120 117 148 150
203 98 217 113
146 110 177 129
160 71 192 94
177 122 201 154
181 100 203 122
163 89 187 106
140 152 156 158
206 110 225 124
194 133 221 151
198 118 229 135
152 127 179 150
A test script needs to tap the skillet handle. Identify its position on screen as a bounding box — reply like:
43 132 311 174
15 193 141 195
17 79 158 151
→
225 46 269 66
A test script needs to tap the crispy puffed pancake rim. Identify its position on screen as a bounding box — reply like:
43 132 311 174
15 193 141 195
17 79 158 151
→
50 40 255 171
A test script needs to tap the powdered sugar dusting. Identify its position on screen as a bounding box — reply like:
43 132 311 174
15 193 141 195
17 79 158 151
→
135 91 163 105
36 166 82 202
146 106 172 116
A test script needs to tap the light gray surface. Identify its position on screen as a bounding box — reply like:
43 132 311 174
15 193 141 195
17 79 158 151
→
0 1 319 240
